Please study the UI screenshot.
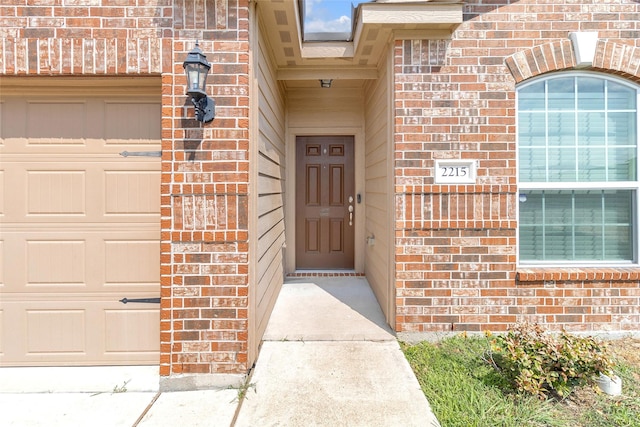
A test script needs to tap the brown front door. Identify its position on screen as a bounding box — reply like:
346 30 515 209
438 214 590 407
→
295 136 355 269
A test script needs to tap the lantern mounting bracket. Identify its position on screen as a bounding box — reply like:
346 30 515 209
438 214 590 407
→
191 95 215 123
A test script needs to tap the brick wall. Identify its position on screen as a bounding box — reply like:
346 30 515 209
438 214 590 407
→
162 33 251 373
0 0 173 40
394 0 640 334
0 0 171 74
0 0 251 377
161 2 251 378
0 38 169 74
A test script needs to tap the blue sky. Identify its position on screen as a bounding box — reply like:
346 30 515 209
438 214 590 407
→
304 0 371 33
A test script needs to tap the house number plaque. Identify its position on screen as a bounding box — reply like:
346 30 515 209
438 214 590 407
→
434 160 477 184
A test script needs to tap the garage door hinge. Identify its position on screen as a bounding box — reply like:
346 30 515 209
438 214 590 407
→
119 297 161 304
119 150 162 158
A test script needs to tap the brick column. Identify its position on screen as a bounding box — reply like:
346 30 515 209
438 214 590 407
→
160 1 251 389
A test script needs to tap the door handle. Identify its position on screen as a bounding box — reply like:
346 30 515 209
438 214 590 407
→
348 204 354 226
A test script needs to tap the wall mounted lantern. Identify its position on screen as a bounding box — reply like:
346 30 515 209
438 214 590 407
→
183 42 215 123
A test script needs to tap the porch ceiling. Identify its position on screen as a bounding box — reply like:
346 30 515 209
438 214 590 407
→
255 0 464 84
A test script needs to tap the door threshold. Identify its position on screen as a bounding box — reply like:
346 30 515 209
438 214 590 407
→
287 271 365 277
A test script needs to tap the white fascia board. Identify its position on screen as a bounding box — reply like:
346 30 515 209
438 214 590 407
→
359 2 464 26
300 42 354 59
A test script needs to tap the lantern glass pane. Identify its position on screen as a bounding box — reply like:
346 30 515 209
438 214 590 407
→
196 63 208 91
188 68 200 91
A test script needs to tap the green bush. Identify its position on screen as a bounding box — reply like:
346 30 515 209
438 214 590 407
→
487 323 615 398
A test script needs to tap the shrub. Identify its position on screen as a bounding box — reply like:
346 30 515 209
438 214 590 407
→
487 323 615 398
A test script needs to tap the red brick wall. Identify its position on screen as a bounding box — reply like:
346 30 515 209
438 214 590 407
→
162 2 250 377
162 36 251 376
0 0 172 75
0 0 173 40
394 0 640 334
0 0 251 376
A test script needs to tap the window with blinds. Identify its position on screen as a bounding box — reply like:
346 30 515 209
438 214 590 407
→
518 74 638 263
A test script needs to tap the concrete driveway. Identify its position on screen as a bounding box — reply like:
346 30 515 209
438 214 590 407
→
1 277 439 427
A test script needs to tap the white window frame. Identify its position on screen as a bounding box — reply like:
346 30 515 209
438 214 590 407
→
517 71 640 267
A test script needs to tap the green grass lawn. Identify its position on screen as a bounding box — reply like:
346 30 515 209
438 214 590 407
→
401 335 640 427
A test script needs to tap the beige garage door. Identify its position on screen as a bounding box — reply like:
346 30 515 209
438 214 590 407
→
0 77 161 366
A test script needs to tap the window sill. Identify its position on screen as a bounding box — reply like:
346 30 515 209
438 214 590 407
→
516 267 640 282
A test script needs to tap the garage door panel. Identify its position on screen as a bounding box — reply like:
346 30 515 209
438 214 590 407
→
3 231 158 293
27 102 87 140
0 81 161 366
2 233 25 292
105 309 159 353
1 97 160 154
105 171 160 215
1 161 159 223
28 170 86 215
29 100 106 142
3 163 88 221
0 98 26 139
1 299 159 365
27 309 87 354
0 164 22 221
105 102 162 142
100 233 160 292
105 240 160 285
27 240 86 285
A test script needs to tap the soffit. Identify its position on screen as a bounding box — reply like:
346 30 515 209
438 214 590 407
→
255 0 464 82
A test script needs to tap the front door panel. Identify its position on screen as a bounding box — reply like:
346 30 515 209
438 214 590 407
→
296 136 355 269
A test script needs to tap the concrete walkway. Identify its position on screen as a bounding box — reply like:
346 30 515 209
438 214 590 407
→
0 367 238 427
1 276 439 426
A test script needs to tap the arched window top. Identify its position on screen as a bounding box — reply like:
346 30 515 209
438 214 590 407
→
518 72 638 114
517 72 639 184
518 71 640 90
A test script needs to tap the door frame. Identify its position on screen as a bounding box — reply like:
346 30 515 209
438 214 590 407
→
285 127 365 273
